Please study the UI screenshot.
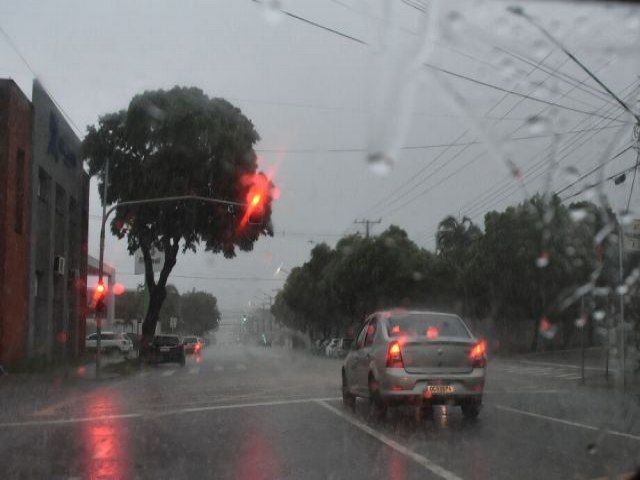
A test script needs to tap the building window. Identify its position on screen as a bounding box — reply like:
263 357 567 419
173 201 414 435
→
14 149 25 234
38 168 50 202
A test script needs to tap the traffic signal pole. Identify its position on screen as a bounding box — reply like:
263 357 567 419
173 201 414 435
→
94 165 252 378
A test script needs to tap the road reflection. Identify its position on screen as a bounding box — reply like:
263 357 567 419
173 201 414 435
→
80 389 131 479
233 420 282 480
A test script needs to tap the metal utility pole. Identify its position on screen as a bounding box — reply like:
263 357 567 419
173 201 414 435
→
354 218 381 239
96 157 110 379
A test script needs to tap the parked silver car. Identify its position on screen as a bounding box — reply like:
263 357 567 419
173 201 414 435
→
341 310 487 419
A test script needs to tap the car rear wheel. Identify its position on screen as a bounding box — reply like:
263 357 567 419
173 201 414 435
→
341 370 356 411
368 375 387 421
461 399 481 419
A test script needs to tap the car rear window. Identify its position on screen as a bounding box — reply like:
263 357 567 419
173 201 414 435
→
386 313 470 339
102 333 115 340
154 336 180 346
183 337 197 343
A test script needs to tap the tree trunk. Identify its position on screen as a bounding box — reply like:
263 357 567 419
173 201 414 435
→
140 284 167 353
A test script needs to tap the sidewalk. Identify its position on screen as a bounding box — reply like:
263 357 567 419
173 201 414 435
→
516 346 640 393
0 351 135 384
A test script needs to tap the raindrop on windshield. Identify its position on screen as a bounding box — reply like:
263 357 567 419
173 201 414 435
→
444 10 464 35
536 251 549 268
616 284 629 295
412 271 424 281
526 115 550 135
539 317 557 339
570 208 587 222
593 310 606 321
563 166 580 183
263 0 283 24
532 39 549 59
620 210 635 225
367 152 394 176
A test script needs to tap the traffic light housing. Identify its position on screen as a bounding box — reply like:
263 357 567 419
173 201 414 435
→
93 281 107 315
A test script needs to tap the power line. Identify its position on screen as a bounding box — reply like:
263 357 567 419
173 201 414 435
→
509 6 640 125
561 162 640 202
247 0 629 123
115 272 285 282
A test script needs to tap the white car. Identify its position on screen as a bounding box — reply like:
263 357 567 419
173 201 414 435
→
325 338 340 357
85 332 133 354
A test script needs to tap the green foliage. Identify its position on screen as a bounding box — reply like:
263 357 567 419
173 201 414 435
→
180 289 221 335
273 196 635 351
83 86 274 339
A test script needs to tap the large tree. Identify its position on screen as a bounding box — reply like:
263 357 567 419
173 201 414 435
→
83 86 275 350
180 289 221 335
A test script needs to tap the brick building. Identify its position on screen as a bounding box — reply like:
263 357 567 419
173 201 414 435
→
0 79 89 368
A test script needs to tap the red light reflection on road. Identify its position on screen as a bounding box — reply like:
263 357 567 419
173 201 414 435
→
233 424 282 480
388 449 407 480
80 389 131 479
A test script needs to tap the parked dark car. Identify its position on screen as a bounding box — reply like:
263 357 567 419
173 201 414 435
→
149 335 186 366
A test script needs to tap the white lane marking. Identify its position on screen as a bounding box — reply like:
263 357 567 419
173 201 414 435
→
213 365 224 372
496 405 640 441
188 367 200 375
553 373 581 379
2 397 342 428
518 359 605 372
0 413 142 428
315 400 463 480
235 363 247 371
161 369 176 377
483 389 564 395
152 397 342 417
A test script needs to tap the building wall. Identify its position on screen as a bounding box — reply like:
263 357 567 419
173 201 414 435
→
0 79 32 365
26 80 89 362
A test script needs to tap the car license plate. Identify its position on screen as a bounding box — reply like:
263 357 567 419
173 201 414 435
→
428 385 454 394
160 347 171 352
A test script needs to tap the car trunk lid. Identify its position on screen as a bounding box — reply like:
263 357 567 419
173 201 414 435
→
400 337 475 374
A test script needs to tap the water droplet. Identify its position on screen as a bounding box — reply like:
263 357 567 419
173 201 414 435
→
532 39 548 59
536 251 549 268
494 16 510 36
565 246 576 256
570 208 587 222
340 245 354 256
620 210 635 225
587 443 598 455
594 287 610 297
367 152 394 176
563 166 580 183
575 317 587 328
445 10 464 34
384 237 396 248
263 0 283 24
526 115 550 135
573 258 584 268
498 57 516 79
573 15 589 34
593 310 606 321
616 284 629 295
626 15 640 31
584 187 596 201
412 271 424 281
543 210 554 223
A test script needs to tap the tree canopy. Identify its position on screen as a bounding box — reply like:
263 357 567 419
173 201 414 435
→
83 86 274 346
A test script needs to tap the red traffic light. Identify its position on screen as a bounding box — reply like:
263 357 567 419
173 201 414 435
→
92 281 108 315
239 173 272 228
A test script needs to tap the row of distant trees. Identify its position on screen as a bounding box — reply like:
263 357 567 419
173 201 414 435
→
271 195 640 352
116 286 221 336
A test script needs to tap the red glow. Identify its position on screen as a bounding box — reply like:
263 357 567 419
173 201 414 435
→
93 281 106 299
251 193 261 207
470 339 487 362
112 283 125 296
239 172 271 229
540 317 551 332
423 389 433 399
386 341 404 368
390 325 400 334
426 326 439 339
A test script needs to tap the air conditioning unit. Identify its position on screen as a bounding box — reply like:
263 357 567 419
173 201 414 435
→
53 256 66 276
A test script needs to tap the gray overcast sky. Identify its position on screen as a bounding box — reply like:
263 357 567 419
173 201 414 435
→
1 0 638 317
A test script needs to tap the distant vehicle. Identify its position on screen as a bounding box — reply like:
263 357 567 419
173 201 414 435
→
335 338 354 358
85 332 133 355
342 310 487 420
149 335 186 366
325 338 339 357
182 336 203 354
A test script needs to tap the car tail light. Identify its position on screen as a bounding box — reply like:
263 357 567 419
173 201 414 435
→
470 340 487 368
386 341 404 368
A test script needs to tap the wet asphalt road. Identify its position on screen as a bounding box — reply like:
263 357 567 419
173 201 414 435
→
0 345 639 480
